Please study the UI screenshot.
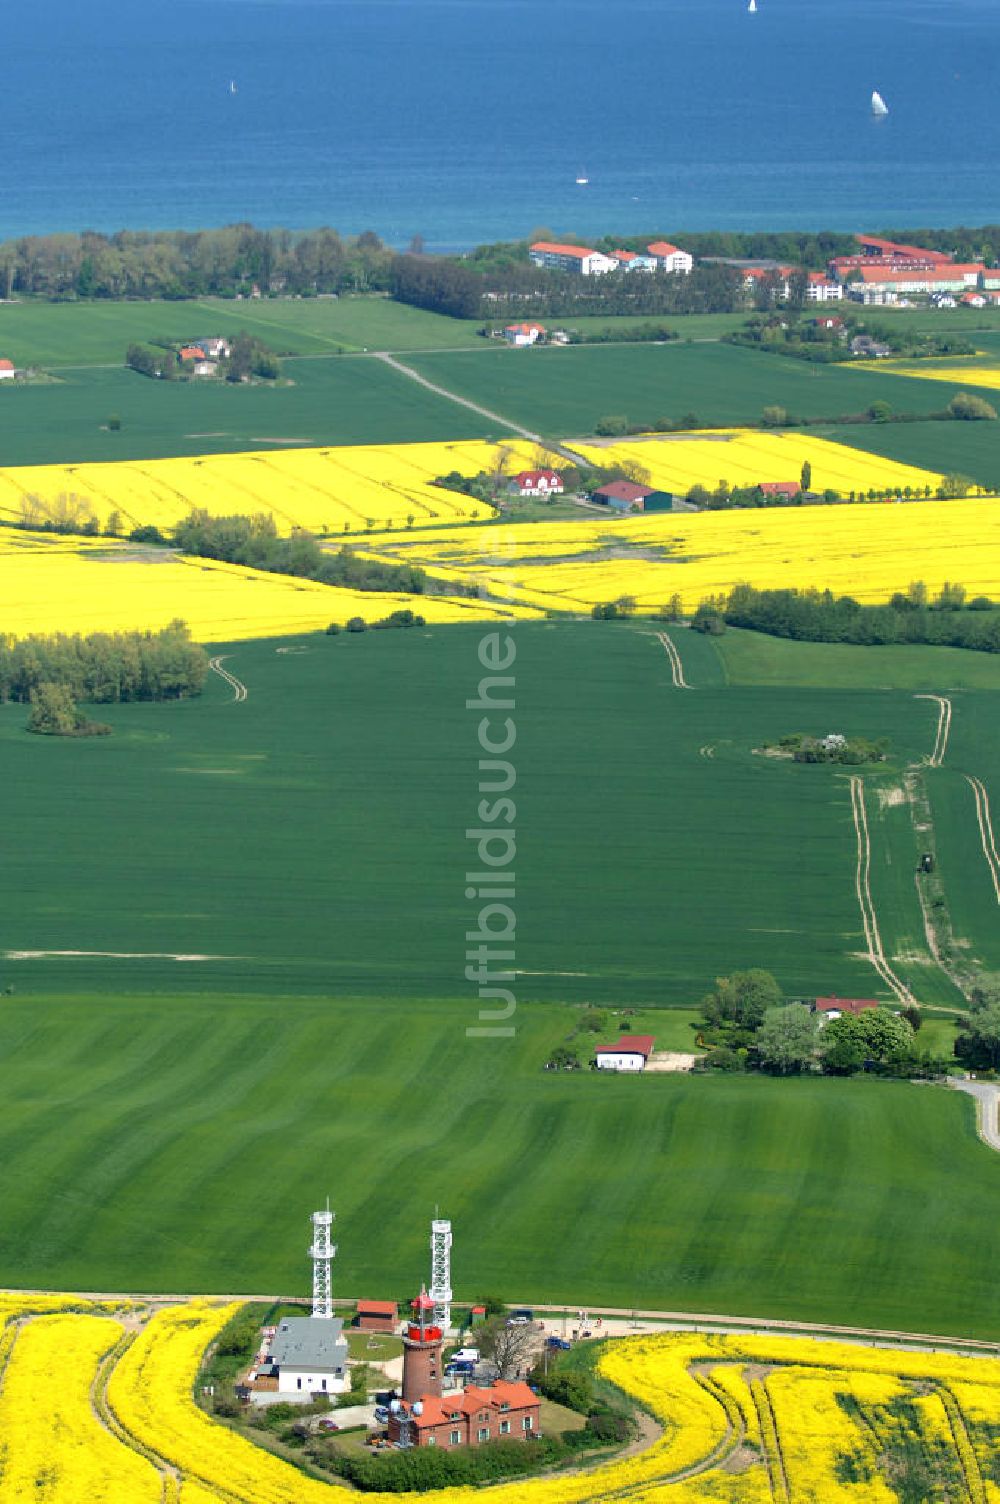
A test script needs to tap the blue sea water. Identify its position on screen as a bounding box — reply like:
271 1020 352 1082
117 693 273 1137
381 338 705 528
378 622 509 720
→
2 0 998 248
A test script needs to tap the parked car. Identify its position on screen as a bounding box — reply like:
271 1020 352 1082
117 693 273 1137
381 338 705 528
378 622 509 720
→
444 1360 475 1377
508 1308 534 1325
373 1405 390 1423
451 1347 479 1365
317 1420 340 1431
545 1336 571 1351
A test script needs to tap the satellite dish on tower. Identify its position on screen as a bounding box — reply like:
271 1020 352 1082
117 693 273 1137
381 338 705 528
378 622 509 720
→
413 1401 424 1416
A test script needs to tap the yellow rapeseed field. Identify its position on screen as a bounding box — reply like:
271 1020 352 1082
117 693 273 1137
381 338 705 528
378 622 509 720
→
0 530 540 640
360 494 1000 610
854 359 1000 392
574 429 944 498
0 1297 997 1502
0 439 561 537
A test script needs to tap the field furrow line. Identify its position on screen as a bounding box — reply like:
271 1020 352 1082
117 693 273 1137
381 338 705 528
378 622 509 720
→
750 1377 790 1504
849 776 912 1006
209 655 247 703
655 630 691 688
915 693 952 768
964 775 1000 904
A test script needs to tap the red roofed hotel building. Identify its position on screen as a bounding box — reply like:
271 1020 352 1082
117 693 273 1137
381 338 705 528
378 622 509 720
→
848 263 985 305
529 242 619 276
646 241 693 274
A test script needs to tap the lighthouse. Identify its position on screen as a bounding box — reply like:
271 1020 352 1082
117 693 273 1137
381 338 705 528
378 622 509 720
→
401 1287 444 1404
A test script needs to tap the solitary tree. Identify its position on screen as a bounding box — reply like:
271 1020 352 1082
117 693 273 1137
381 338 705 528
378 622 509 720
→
754 1004 818 1074
800 459 812 493
478 1318 537 1380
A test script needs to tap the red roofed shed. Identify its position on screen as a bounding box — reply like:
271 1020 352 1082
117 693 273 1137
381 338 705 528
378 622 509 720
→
814 996 879 1016
356 1299 398 1333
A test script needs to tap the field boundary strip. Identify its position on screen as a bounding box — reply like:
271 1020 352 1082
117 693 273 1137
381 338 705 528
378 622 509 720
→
964 775 1000 903
915 693 953 767
655 630 692 688
209 656 248 703
849 775 914 1006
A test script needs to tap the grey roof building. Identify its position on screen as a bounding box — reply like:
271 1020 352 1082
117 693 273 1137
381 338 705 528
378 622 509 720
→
256 1315 349 1397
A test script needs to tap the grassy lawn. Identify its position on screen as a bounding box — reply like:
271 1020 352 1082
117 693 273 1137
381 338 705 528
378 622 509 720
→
538 1397 587 1435
406 344 953 437
0 999 998 1336
714 628 1000 691
345 1332 403 1362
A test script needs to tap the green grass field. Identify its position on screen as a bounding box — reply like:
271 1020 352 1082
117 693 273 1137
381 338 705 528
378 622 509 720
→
3 623 966 1006
0 295 488 367
0 356 493 466
820 417 1000 491
405 344 956 437
0 992 998 1335
717 628 1000 691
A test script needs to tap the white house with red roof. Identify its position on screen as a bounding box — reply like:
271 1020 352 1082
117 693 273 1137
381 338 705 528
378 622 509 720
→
509 469 564 497
0 358 17 380
503 321 546 346
813 996 879 1022
646 241 693 274
594 1034 656 1072
613 248 658 272
529 242 618 276
806 272 844 303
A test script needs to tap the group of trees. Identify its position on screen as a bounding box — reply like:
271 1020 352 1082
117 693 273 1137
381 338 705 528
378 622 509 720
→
0 621 208 705
955 977 1000 1071
127 333 281 382
693 583 1000 653
698 970 932 1077
727 313 975 365
173 511 431 594
0 224 394 301
765 731 890 765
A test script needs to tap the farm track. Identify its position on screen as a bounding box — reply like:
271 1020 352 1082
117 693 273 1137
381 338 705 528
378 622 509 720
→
849 776 913 1006
915 693 953 767
965 774 1000 903
656 630 692 688
209 655 247 703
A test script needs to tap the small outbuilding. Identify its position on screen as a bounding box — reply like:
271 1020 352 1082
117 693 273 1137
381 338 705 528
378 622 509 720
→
592 480 675 514
0 358 17 380
595 1034 656 1073
356 1299 398 1333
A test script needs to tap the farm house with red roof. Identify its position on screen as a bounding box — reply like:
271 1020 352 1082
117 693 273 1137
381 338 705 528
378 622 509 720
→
509 469 563 497
594 1034 656 1072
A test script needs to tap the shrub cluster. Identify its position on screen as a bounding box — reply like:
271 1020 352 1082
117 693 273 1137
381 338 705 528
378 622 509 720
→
0 620 208 704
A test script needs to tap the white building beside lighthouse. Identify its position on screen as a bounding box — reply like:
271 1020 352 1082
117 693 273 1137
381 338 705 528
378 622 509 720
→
252 1205 349 1402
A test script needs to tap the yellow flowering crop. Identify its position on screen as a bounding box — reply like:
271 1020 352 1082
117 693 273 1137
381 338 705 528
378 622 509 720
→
856 360 1000 392
0 531 541 641
0 439 563 537
359 493 1000 611
0 1313 160 1503
1 1299 999 1501
574 429 943 498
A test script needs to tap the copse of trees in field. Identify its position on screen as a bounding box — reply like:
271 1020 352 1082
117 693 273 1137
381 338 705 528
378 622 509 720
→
955 977 1000 1071
173 511 433 594
0 621 208 704
692 583 1000 652
696 970 944 1077
727 313 976 365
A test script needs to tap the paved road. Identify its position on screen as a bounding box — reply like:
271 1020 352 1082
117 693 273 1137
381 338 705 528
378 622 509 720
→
951 1079 1000 1151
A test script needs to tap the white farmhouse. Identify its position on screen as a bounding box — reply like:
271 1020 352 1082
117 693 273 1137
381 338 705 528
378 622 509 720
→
529 242 619 276
646 241 694 274
0 359 16 380
254 1316 350 1401
504 321 546 346
594 1034 655 1073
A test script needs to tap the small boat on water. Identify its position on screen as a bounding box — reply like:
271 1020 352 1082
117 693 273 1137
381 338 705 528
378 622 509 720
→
575 171 589 185
871 89 889 117
748 1 757 14
229 79 238 95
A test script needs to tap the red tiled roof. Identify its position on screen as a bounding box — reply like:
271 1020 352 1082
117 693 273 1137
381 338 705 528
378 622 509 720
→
595 1034 655 1057
357 1300 397 1316
179 345 206 360
612 249 638 262
857 235 953 263
405 1380 539 1429
0 359 14 371
647 240 688 258
512 470 562 485
530 241 595 259
815 996 879 1014
505 322 546 333
759 482 800 497
593 481 654 502
856 263 984 283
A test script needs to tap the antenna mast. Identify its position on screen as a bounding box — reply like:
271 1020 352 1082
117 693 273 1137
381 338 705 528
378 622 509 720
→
429 1217 452 1332
309 1201 336 1320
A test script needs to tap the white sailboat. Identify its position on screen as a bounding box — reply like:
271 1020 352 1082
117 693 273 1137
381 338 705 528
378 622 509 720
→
871 90 889 117
229 79 238 95
575 170 589 186
748 1 757 14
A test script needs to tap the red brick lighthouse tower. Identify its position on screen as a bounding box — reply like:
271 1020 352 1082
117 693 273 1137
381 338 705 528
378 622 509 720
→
401 1287 443 1404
